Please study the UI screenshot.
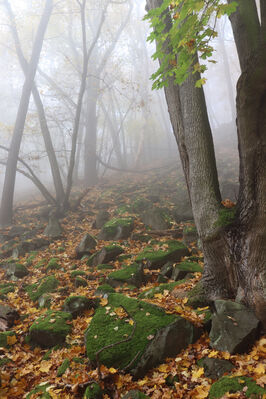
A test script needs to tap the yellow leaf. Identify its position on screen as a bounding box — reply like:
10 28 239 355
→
7 335 17 346
191 367 204 382
154 293 163 300
100 298 108 307
157 364 168 373
108 367 117 374
39 361 52 373
208 350 218 358
128 319 134 326
254 363 265 375
114 307 127 319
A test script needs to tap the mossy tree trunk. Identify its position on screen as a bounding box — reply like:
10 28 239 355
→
146 0 266 327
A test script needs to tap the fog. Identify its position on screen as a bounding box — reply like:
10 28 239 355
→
0 0 240 205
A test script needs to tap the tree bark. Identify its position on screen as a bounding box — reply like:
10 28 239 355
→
0 0 53 226
146 0 266 326
3 0 65 205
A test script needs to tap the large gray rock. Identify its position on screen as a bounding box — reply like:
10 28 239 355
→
87 245 123 267
94 210 110 229
5 263 29 280
12 238 50 257
43 213 62 238
98 218 134 240
140 208 171 230
209 300 260 354
85 293 201 378
75 234 97 259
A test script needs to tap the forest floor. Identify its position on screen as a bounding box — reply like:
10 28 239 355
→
0 162 265 399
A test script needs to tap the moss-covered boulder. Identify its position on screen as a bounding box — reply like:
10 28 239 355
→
106 264 145 288
138 280 187 299
131 198 152 213
74 277 88 288
140 208 171 230
95 284 115 296
63 296 96 318
122 390 149 399
87 245 123 267
171 261 202 281
209 376 266 399
76 233 97 259
29 310 72 348
131 233 152 243
83 383 103 399
96 264 114 271
0 331 16 348
46 258 60 272
5 263 29 280
25 275 59 302
85 293 201 378
98 218 134 240
187 280 211 309
135 240 189 269
209 300 260 354
26 383 51 399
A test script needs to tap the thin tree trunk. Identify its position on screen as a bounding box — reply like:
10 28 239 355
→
0 0 53 226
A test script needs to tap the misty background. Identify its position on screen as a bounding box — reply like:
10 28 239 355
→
0 0 240 204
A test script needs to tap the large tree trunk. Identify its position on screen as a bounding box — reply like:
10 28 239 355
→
0 0 53 226
146 0 266 326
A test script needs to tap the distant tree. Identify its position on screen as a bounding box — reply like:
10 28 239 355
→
145 0 266 327
0 0 53 226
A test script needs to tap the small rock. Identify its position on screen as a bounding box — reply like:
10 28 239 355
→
140 208 171 230
5 263 29 280
75 234 97 259
63 296 97 318
200 357 234 379
98 218 134 240
107 264 145 288
0 304 19 329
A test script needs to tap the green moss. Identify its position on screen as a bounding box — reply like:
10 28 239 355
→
26 275 59 302
73 357 84 364
135 240 188 267
71 270 86 278
57 246 65 253
26 383 51 399
34 259 46 269
84 382 103 399
26 252 38 266
75 277 88 287
117 254 133 262
183 225 197 234
97 264 114 271
57 358 70 377
209 376 266 399
139 280 187 299
85 293 177 370
95 284 115 295
131 198 151 213
215 207 236 228
46 258 60 271
30 310 72 347
115 204 131 215
0 331 16 348
0 357 12 367
187 280 210 309
0 283 15 296
175 261 202 273
108 264 140 282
